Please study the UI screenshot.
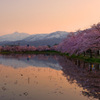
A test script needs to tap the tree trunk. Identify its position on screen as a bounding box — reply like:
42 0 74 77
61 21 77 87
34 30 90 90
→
94 51 97 58
90 50 92 58
83 51 85 56
94 50 99 58
97 50 99 56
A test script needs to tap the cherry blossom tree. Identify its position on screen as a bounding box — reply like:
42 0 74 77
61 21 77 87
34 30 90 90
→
50 45 58 51
42 45 50 51
56 23 100 58
36 46 44 51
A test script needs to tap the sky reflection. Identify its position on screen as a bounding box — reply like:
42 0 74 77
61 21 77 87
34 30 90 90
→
0 54 99 100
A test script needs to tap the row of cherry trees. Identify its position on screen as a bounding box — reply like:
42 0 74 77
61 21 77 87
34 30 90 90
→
56 23 100 58
0 45 58 52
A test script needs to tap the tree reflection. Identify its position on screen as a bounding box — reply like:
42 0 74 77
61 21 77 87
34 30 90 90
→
36 54 49 60
1 54 36 59
1 54 58 61
57 55 100 99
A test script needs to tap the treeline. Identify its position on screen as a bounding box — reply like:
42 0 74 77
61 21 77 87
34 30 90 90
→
56 22 100 58
0 45 57 52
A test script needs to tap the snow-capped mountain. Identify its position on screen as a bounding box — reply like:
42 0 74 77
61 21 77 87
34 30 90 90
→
23 34 47 41
0 31 69 46
23 31 69 41
44 31 69 39
0 31 30 42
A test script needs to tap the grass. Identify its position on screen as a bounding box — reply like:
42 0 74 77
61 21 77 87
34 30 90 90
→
66 53 100 63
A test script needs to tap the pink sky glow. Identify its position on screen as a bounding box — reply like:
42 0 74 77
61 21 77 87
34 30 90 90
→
0 0 100 36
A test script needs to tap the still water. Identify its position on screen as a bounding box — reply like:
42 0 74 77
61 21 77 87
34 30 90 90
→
0 54 99 100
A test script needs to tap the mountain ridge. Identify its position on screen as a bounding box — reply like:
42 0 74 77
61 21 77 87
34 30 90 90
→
0 31 30 42
23 31 69 41
0 31 69 46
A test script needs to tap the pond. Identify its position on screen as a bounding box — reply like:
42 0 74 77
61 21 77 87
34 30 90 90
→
0 54 99 100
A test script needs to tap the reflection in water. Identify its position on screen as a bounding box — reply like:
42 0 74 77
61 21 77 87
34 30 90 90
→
0 54 62 70
57 56 100 100
0 54 99 100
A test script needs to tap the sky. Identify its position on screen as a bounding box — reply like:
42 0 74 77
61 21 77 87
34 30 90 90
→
0 0 100 36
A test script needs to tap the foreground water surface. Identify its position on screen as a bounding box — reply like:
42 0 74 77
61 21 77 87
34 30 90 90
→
0 54 100 100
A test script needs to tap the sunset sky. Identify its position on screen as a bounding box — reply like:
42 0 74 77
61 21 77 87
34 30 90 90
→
0 0 100 36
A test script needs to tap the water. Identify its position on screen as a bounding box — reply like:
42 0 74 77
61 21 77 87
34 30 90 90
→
0 54 99 100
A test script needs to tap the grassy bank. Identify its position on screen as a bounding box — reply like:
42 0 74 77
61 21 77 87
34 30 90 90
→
65 53 100 64
1 51 100 63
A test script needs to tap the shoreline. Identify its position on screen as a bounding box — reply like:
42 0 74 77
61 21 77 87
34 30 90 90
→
0 51 100 64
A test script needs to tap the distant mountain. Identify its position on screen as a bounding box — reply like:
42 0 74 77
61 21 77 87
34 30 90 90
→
1 38 63 47
0 31 69 46
23 31 69 41
0 31 30 42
